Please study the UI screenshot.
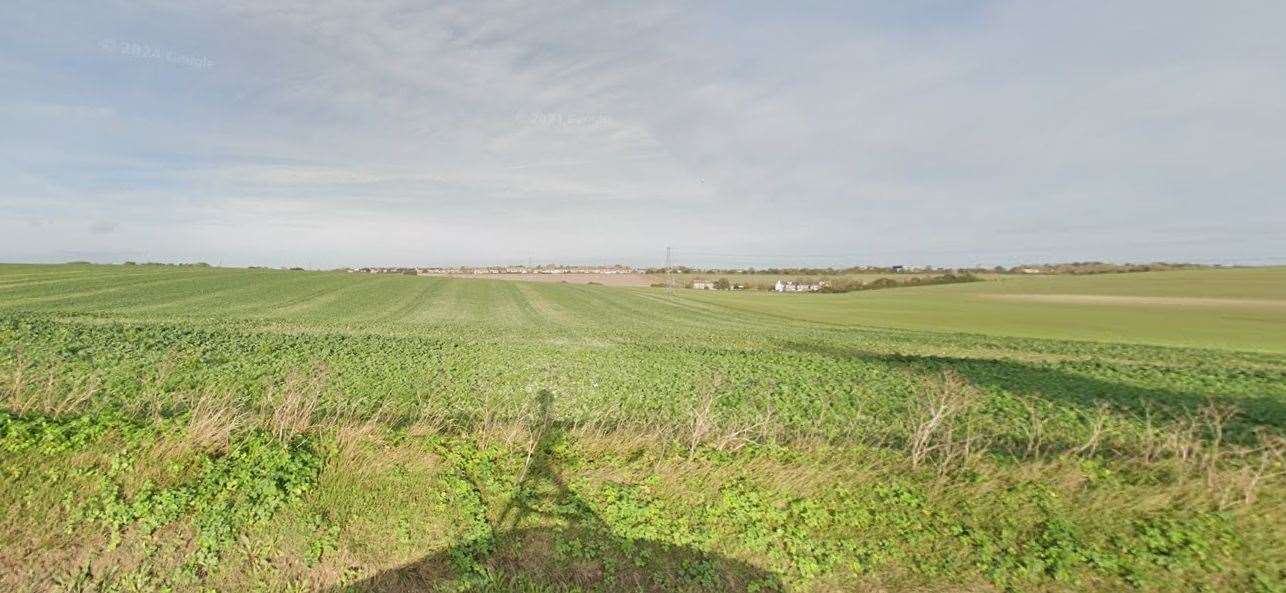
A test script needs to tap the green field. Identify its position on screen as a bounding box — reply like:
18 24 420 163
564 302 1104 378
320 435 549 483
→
2 264 1284 592
680 267 1286 353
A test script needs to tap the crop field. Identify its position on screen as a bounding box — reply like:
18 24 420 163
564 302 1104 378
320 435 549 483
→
416 271 955 288
422 272 654 286
1 264 1284 592
682 267 1286 353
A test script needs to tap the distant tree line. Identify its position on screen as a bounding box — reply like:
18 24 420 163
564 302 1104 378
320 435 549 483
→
643 266 944 275
817 272 980 293
680 272 981 292
993 262 1217 275
120 261 211 267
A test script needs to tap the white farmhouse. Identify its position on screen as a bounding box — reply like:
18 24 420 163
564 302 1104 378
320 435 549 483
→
775 280 823 293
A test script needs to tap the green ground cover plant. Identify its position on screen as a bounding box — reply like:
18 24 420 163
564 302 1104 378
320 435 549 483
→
0 264 1283 592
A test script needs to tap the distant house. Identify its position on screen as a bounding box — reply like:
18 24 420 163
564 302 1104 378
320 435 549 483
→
691 281 715 290
774 280 823 293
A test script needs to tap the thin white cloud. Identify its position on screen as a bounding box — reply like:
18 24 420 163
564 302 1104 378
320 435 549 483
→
1 1 1283 266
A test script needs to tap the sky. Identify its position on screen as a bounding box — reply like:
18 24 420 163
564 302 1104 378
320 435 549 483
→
2 1 1284 269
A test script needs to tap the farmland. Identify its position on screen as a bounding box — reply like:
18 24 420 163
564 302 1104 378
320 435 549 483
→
1 263 1284 592
681 267 1286 353
663 271 972 291
413 270 956 288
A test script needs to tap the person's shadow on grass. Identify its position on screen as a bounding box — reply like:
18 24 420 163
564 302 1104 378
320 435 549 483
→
336 390 783 593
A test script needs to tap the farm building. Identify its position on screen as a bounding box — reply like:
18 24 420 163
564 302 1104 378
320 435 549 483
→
691 281 716 290
774 280 823 292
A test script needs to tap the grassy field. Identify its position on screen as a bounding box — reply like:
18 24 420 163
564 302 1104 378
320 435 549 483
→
405 271 957 288
1 264 1283 592
681 267 1286 353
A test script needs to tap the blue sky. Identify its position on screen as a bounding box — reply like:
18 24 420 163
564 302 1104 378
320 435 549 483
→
2 1 1283 268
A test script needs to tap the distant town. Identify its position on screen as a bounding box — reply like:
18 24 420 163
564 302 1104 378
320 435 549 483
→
346 264 953 276
341 261 1223 294
345 261 1216 277
347 265 643 275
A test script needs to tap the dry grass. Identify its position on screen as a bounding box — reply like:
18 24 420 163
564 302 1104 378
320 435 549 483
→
1018 396 1046 460
1228 433 1285 506
182 391 250 453
1118 400 1286 508
905 371 984 473
3 356 1280 512
262 370 324 442
1071 402 1112 458
684 377 779 458
404 400 450 439
1 358 101 418
687 379 723 458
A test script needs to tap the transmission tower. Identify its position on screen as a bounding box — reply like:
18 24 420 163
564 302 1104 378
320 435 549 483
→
665 246 673 296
